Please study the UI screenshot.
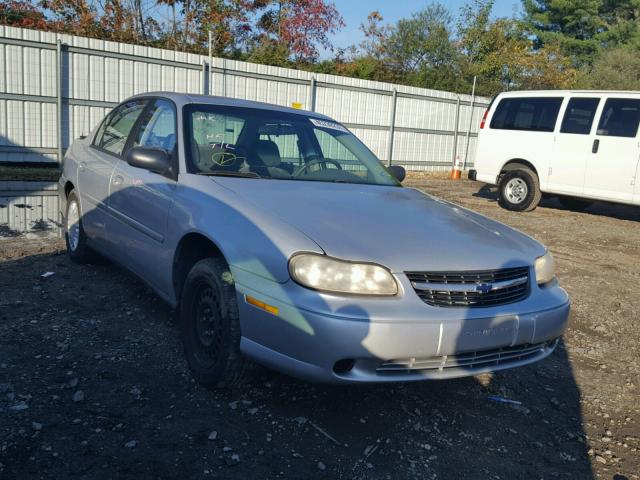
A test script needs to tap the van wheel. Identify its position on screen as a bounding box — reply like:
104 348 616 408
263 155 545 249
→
65 190 96 263
180 257 251 388
498 167 541 212
558 195 592 211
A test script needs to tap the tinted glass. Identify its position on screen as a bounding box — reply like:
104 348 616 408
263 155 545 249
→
560 98 600 134
597 98 640 138
490 97 563 132
184 105 399 186
132 99 176 152
96 100 146 156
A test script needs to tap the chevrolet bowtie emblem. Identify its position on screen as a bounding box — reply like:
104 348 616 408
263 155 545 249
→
475 283 493 294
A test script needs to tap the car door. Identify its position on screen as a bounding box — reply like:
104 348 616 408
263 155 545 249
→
547 96 601 196
108 98 177 293
584 97 640 203
80 99 147 247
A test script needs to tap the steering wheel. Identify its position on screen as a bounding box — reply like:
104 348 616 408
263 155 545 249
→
293 156 342 177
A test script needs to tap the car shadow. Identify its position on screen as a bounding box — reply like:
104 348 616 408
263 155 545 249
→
0 179 594 479
473 183 640 222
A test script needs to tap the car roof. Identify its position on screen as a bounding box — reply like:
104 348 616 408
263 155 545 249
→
496 90 640 97
127 91 334 120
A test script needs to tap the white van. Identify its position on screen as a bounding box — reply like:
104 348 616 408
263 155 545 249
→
469 90 640 211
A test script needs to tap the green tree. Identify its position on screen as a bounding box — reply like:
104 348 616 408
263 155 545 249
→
385 3 458 86
580 45 640 88
522 0 605 64
458 1 576 95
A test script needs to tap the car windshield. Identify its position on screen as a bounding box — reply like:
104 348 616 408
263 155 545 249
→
184 104 400 186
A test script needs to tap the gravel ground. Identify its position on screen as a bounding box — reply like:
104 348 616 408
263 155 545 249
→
0 178 638 479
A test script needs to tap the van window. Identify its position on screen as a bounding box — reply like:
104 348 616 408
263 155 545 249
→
490 97 562 132
560 98 600 135
596 98 640 138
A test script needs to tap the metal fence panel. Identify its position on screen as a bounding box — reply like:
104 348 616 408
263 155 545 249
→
0 25 488 169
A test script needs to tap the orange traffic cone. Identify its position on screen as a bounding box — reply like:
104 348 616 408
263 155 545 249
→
450 156 462 180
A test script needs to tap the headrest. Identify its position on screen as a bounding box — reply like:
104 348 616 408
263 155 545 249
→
253 140 281 167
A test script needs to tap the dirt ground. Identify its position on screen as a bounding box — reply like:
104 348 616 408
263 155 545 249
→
1 178 638 480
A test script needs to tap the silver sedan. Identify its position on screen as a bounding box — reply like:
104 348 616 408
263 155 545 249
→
59 92 570 387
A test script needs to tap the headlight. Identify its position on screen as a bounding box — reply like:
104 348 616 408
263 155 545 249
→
535 251 556 285
289 254 398 296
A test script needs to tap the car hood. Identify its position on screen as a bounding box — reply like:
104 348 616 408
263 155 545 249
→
213 178 546 272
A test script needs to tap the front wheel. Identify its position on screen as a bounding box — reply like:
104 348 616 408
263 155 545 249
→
179 257 252 388
65 190 96 263
498 167 542 212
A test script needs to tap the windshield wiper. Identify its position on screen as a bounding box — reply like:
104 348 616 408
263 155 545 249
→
197 171 261 179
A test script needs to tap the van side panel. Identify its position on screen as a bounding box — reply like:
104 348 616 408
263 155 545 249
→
474 94 563 188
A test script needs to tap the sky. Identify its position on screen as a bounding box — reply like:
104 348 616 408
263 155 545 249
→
325 0 523 56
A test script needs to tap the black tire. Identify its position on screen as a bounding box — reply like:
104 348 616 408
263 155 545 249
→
179 257 251 388
557 195 592 211
65 189 96 263
498 167 542 212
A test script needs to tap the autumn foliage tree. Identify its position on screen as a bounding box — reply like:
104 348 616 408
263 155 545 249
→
247 0 344 63
0 1 50 30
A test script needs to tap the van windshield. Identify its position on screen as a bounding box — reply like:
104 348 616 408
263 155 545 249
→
183 104 400 186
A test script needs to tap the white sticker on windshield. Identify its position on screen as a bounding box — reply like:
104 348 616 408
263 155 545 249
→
309 118 349 133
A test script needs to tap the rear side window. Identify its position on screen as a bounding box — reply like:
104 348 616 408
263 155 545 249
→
597 98 640 138
560 98 600 134
490 97 563 132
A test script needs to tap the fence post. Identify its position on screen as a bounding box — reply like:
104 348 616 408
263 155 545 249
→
386 88 397 167
308 76 316 112
463 76 477 170
201 61 209 95
208 30 212 96
452 96 461 169
56 39 64 164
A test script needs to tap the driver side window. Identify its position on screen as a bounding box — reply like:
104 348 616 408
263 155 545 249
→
132 99 177 153
94 100 146 156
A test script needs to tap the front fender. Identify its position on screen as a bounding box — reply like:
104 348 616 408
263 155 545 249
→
167 175 324 283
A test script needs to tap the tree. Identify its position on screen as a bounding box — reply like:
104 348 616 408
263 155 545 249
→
40 0 102 38
0 0 50 30
522 0 609 65
359 11 391 59
580 45 640 89
598 0 640 48
386 4 457 81
250 0 344 62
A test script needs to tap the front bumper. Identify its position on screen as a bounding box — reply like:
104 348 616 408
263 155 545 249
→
234 269 571 383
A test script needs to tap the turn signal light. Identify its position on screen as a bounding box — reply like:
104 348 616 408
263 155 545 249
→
245 295 279 316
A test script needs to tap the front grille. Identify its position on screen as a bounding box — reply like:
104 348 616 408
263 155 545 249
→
406 266 530 307
376 340 556 375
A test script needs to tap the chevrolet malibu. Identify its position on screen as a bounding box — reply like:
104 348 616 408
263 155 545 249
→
58 92 570 387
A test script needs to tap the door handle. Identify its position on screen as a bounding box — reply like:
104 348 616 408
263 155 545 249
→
78 161 86 171
592 139 600 154
112 175 124 186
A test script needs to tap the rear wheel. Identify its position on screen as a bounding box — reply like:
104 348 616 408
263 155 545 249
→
498 167 541 212
558 195 592 211
179 257 251 388
65 190 96 263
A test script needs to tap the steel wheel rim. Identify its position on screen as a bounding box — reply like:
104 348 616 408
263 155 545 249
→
67 200 80 251
193 283 224 367
505 178 528 204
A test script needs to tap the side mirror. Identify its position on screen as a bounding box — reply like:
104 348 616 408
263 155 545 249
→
387 165 406 183
125 146 173 178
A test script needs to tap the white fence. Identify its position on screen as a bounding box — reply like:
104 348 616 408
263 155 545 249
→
0 26 489 170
